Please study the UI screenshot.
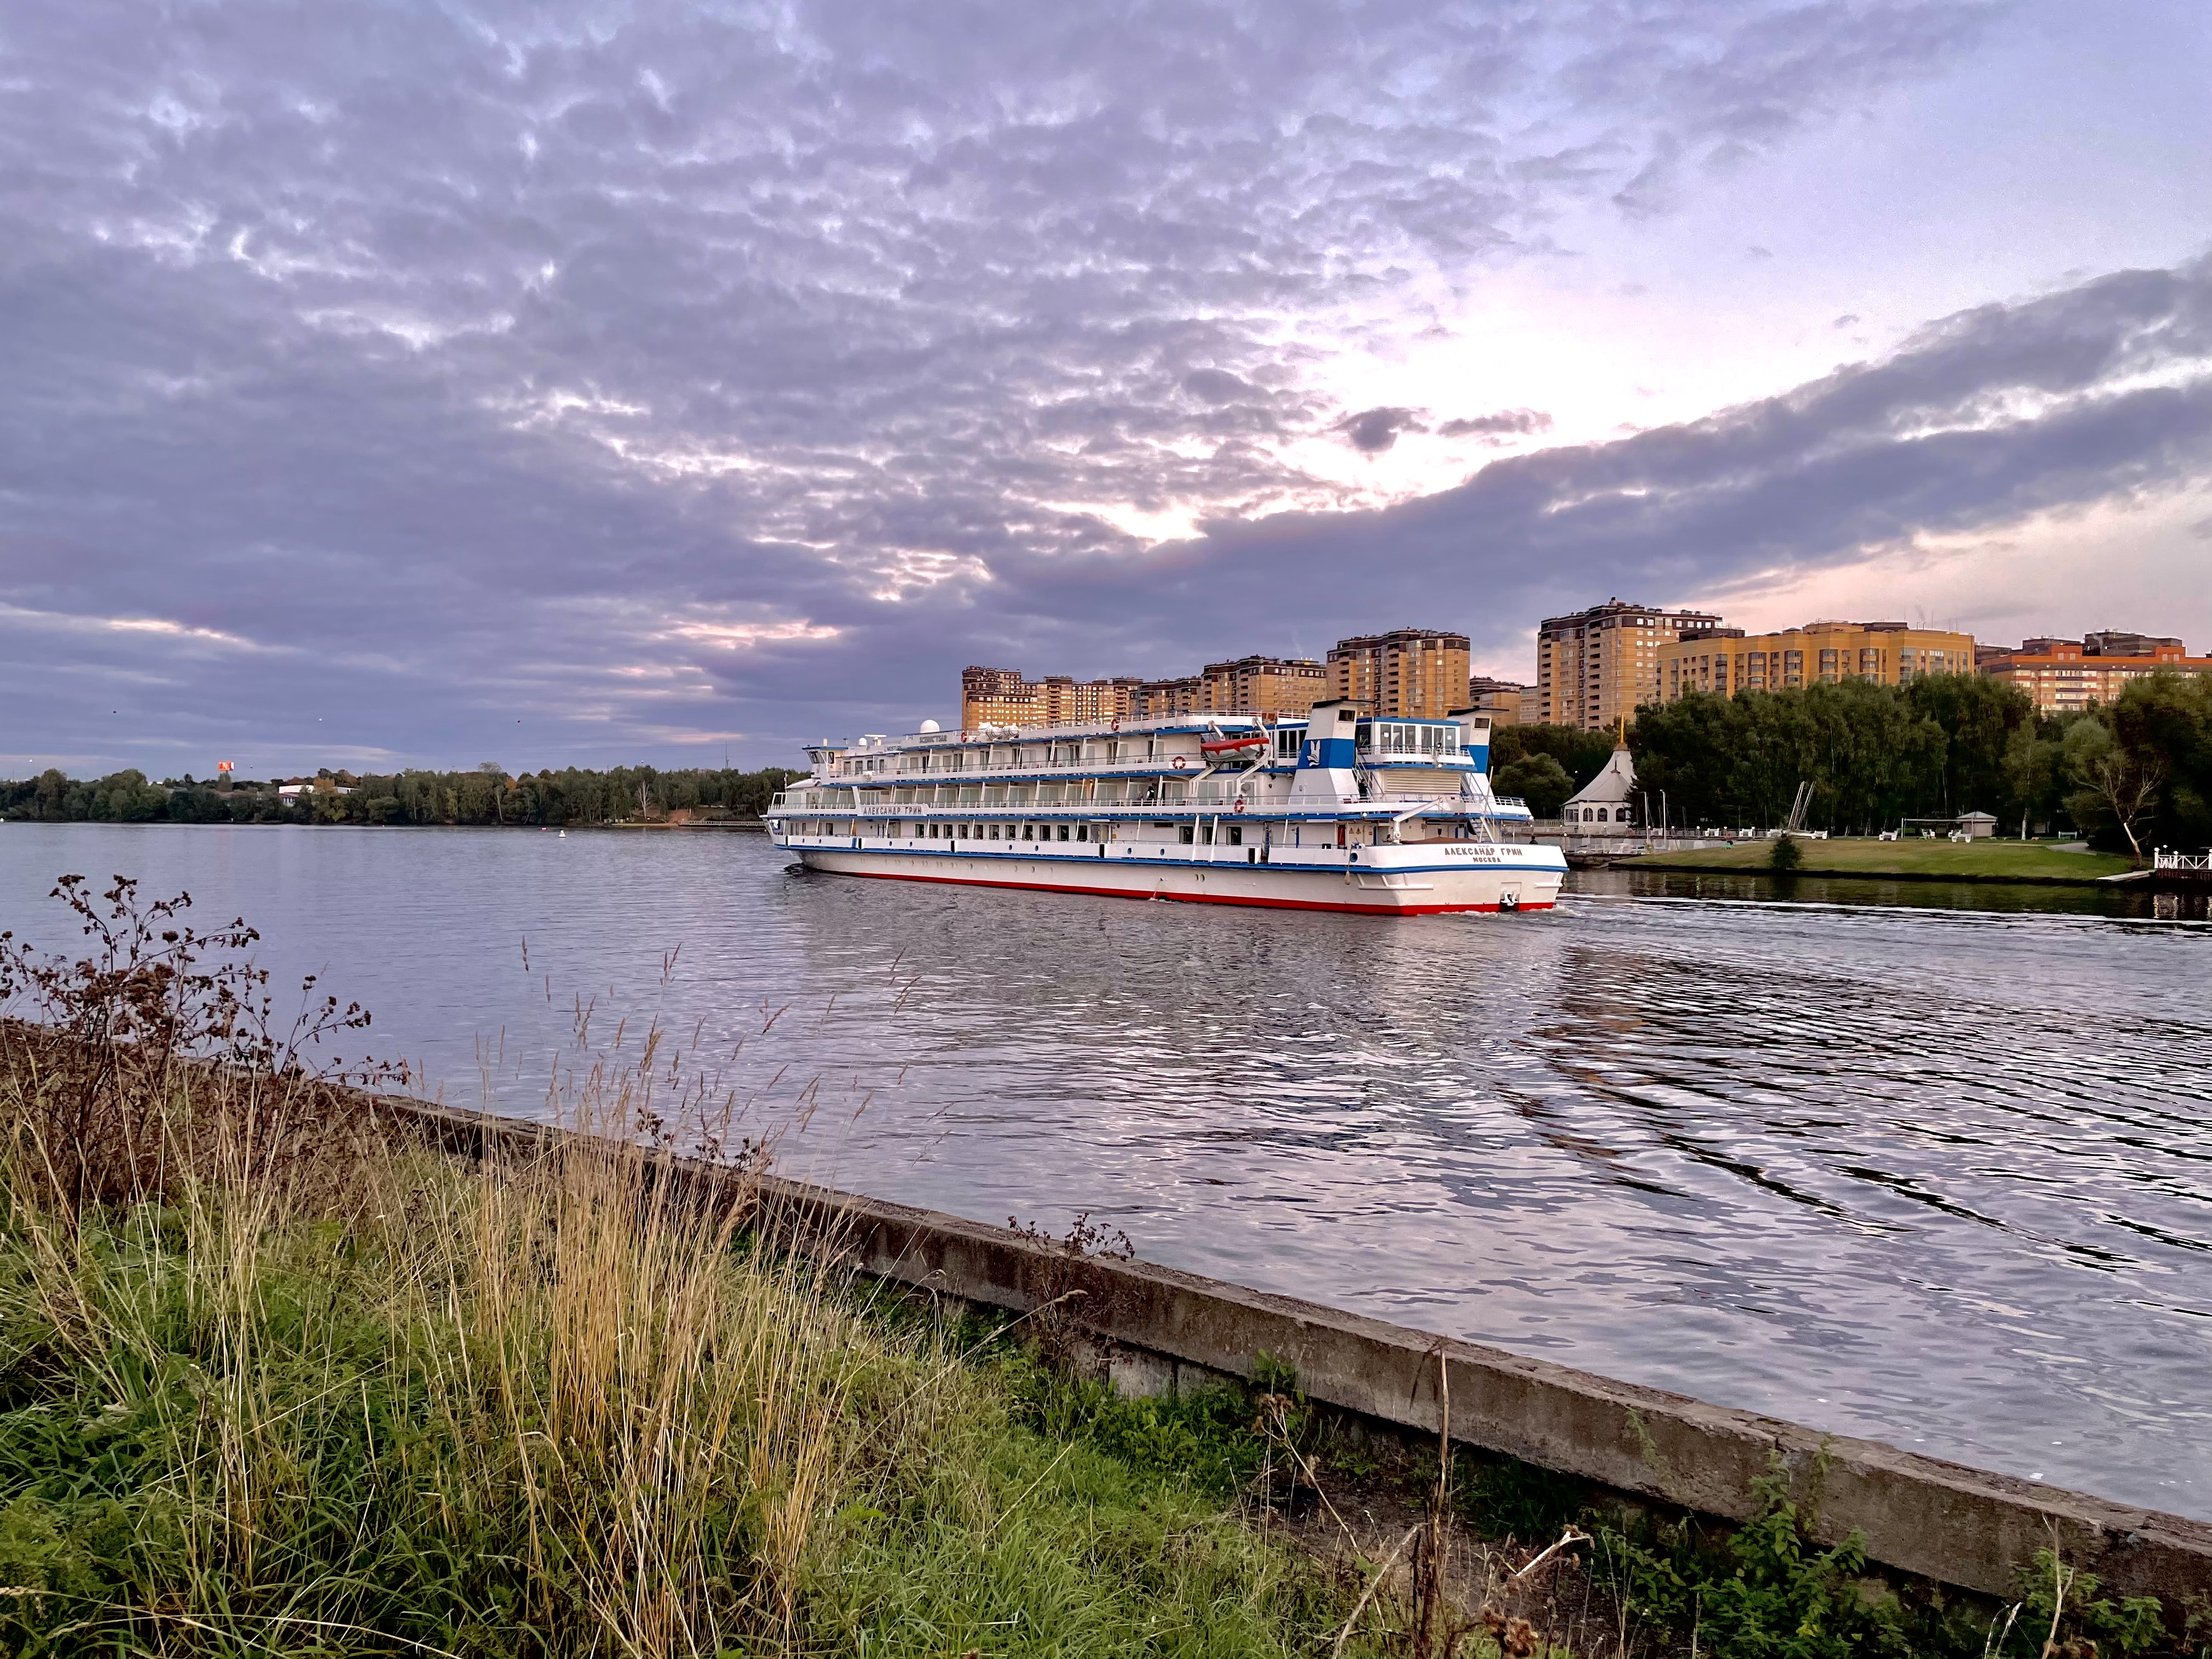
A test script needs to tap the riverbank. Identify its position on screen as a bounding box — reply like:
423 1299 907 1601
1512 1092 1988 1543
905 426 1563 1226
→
0 1024 1395 1657
1618 837 2132 884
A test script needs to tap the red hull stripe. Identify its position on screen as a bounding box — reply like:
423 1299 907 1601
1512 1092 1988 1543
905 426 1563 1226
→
807 865 1556 916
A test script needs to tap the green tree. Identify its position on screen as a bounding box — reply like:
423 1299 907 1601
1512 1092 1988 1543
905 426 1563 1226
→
33 769 69 821
1902 672 2034 819
1798 681 1944 833
2109 670 2212 849
1491 724 1618 789
2063 719 2163 860
1491 753 1575 819
1628 691 1741 828
2002 719 2069 836
1725 691 1816 829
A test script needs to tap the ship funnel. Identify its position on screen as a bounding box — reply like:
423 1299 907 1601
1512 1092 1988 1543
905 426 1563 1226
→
1449 708 1493 774
1289 699 1362 806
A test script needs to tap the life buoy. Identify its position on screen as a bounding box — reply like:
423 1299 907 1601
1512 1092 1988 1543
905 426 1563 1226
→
1171 755 1188 770
1110 716 1121 732
1232 797 1247 814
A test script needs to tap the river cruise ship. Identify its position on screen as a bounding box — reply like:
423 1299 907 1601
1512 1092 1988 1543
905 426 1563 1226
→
765 700 1566 915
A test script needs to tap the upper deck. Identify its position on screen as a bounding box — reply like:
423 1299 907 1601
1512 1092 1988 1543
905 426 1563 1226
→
771 706 1530 824
809 712 1472 776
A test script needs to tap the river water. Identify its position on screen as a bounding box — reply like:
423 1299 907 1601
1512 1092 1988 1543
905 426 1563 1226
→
4 823 2209 1520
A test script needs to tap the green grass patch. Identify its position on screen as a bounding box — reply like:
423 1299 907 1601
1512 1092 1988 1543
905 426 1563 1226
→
0 1085 1373 1657
1620 837 2133 882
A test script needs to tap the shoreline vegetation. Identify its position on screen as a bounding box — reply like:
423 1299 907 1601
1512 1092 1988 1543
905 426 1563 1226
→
1616 838 2135 885
0 764 803 830
13 667 2209 859
0 874 2194 1655
1489 673 2212 865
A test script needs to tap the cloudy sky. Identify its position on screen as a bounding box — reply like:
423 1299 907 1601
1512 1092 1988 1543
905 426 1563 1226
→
3 0 2207 776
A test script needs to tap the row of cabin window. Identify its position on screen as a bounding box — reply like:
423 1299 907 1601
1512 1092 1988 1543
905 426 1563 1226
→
882 738 1182 774
1367 722 1458 755
795 820 1257 846
909 822 1094 841
790 819 1455 847
848 735 1342 779
1575 806 1627 823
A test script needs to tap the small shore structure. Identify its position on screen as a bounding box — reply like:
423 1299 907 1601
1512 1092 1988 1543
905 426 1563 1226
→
1561 742 1637 832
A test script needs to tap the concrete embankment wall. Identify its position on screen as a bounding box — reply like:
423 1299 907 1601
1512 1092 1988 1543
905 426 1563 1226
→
386 1095 2212 1610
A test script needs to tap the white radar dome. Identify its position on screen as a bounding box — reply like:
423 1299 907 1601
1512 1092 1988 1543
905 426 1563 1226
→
919 719 941 732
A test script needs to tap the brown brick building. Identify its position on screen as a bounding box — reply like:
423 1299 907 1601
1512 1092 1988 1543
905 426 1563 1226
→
965 636 1478 728
1978 633 2212 713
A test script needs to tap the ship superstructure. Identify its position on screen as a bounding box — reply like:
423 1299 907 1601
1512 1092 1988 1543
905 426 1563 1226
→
764 700 1567 915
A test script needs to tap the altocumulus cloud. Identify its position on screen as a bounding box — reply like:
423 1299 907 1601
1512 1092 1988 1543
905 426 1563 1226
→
2 0 2202 768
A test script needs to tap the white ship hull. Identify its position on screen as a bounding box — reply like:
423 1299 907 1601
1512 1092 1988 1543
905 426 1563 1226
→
789 844 1562 915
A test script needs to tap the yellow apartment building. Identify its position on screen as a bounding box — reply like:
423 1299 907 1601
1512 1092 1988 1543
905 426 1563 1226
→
1132 675 1205 718
1468 675 1526 727
1328 629 1471 719
968 655 1328 726
1202 654 1330 716
1132 656 1329 718
960 667 1146 729
1656 620 1976 702
1537 601 1730 729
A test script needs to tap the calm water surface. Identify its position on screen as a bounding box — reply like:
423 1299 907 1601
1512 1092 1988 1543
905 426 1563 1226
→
4 824 2210 1519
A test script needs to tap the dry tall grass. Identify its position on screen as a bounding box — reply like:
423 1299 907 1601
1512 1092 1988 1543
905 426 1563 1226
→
0 1038 945 1654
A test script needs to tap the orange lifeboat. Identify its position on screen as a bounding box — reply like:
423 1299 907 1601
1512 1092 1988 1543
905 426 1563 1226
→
1199 732 1268 758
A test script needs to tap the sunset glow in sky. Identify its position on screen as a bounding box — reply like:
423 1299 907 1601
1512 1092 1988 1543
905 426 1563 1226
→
3 0 2208 772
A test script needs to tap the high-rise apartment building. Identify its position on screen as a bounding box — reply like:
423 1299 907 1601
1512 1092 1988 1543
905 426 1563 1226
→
1133 676 1206 718
1327 630 1471 719
1133 656 1327 718
1200 654 1329 717
960 665 1040 727
1978 633 2212 713
960 667 1144 729
968 656 1327 726
1655 620 1973 703
1536 602 1729 729
1468 676 1527 727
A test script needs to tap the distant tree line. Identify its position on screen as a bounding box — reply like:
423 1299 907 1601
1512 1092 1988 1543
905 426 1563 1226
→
15 678 2209 853
0 764 804 828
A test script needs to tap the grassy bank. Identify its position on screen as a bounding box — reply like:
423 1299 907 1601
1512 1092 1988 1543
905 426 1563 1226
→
1620 837 2133 883
0 1066 1369 1655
